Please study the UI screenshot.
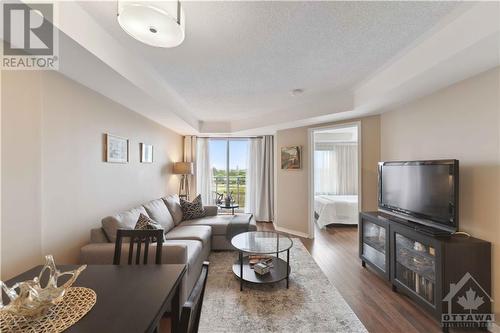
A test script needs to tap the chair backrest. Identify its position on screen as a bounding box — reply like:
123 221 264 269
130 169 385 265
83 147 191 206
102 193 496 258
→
179 261 210 333
113 229 163 265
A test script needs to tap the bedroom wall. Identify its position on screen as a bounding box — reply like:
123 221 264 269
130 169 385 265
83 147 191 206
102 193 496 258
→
1 70 183 280
380 67 500 318
274 115 380 236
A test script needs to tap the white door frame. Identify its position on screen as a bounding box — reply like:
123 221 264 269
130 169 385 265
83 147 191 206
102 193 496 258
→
307 121 362 238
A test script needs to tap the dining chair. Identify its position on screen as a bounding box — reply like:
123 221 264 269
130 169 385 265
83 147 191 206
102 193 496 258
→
179 261 210 333
113 229 163 265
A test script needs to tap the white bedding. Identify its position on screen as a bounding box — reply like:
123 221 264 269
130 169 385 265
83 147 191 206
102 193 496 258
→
314 195 359 228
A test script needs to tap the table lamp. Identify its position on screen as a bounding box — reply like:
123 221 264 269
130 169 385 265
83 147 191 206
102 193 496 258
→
173 162 194 199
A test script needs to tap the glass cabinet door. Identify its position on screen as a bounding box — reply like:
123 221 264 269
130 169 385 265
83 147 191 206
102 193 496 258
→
394 233 436 305
362 220 386 271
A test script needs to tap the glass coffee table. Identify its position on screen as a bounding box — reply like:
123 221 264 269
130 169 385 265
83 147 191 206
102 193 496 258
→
217 203 239 215
231 231 293 291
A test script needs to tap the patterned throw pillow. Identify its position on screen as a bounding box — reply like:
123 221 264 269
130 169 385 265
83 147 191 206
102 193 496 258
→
180 194 206 221
134 213 165 242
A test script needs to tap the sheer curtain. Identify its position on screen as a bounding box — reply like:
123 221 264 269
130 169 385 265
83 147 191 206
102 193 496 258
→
335 144 358 194
184 136 197 197
196 138 214 205
245 136 274 221
245 139 261 216
314 143 358 195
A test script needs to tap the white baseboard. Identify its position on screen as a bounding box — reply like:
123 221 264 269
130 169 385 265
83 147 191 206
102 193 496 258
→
273 225 311 238
489 322 500 333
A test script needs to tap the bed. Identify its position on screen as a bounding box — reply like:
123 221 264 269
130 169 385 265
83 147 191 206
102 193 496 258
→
314 195 359 228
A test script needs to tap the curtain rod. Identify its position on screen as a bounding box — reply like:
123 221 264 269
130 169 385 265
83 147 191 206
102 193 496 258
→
195 136 264 139
315 141 358 144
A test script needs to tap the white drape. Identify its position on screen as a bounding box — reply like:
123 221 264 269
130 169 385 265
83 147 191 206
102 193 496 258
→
245 139 261 216
184 136 197 196
196 138 214 205
245 136 274 221
314 143 358 195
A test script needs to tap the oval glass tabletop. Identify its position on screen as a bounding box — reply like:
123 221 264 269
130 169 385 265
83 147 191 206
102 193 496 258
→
231 231 293 254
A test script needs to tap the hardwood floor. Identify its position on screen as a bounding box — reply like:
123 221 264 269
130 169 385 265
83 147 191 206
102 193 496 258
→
163 222 480 333
257 222 479 333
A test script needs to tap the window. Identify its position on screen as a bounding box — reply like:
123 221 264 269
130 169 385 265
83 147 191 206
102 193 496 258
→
209 139 248 209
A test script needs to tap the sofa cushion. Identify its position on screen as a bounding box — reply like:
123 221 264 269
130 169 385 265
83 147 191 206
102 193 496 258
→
90 228 109 243
163 195 183 225
180 195 206 220
162 239 203 271
164 239 208 307
143 199 175 232
181 215 237 235
81 240 192 265
203 205 218 217
209 215 258 250
102 206 149 242
181 213 257 236
165 225 211 247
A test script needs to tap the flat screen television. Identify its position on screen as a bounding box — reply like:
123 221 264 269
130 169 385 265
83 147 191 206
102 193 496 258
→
378 159 459 232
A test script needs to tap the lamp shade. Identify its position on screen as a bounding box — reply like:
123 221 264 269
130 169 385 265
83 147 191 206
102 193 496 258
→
173 162 193 175
117 1 185 48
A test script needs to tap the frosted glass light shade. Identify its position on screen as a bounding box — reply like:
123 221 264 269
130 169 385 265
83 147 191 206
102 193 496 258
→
117 1 185 48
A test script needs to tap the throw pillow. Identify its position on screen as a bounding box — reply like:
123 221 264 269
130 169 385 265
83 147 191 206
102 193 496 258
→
180 194 206 221
134 213 166 242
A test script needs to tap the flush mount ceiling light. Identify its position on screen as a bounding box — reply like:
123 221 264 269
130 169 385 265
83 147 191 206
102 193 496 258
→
117 1 185 48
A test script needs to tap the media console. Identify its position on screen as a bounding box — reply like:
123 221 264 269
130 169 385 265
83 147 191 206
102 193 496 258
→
359 211 492 330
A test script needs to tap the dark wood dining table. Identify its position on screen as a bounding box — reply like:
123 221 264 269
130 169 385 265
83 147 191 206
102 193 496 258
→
4 264 186 333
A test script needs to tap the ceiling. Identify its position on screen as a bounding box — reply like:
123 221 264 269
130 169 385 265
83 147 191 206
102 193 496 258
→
49 1 500 134
79 1 459 121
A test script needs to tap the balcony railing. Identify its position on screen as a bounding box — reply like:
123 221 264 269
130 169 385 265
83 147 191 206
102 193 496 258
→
213 175 246 207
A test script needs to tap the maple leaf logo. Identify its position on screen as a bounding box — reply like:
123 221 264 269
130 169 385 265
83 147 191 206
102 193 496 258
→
457 288 484 313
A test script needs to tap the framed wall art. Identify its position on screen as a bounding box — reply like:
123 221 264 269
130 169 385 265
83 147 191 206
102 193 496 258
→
281 145 301 169
140 143 154 163
106 134 129 163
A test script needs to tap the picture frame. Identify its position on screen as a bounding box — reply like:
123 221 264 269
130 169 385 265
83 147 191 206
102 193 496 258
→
281 145 301 169
105 133 129 163
140 143 154 163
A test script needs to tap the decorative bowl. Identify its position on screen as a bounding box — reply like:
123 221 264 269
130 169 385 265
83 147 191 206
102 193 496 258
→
0 255 86 317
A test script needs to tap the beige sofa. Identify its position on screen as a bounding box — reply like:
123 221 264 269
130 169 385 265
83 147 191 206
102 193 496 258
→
79 195 257 306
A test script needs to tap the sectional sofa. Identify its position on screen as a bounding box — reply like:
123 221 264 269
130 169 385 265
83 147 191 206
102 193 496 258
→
80 194 257 305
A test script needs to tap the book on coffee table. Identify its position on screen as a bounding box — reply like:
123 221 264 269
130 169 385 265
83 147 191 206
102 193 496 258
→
248 255 274 268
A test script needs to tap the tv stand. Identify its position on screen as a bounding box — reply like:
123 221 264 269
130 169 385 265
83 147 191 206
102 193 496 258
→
379 213 452 237
359 212 492 330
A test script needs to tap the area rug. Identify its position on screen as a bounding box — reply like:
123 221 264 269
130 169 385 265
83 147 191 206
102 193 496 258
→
199 239 367 333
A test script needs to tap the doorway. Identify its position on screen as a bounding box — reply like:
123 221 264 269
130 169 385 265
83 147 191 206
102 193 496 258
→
308 122 362 238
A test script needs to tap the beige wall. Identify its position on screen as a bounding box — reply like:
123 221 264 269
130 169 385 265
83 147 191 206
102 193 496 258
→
275 115 381 235
380 67 500 316
1 71 183 279
1 71 43 279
